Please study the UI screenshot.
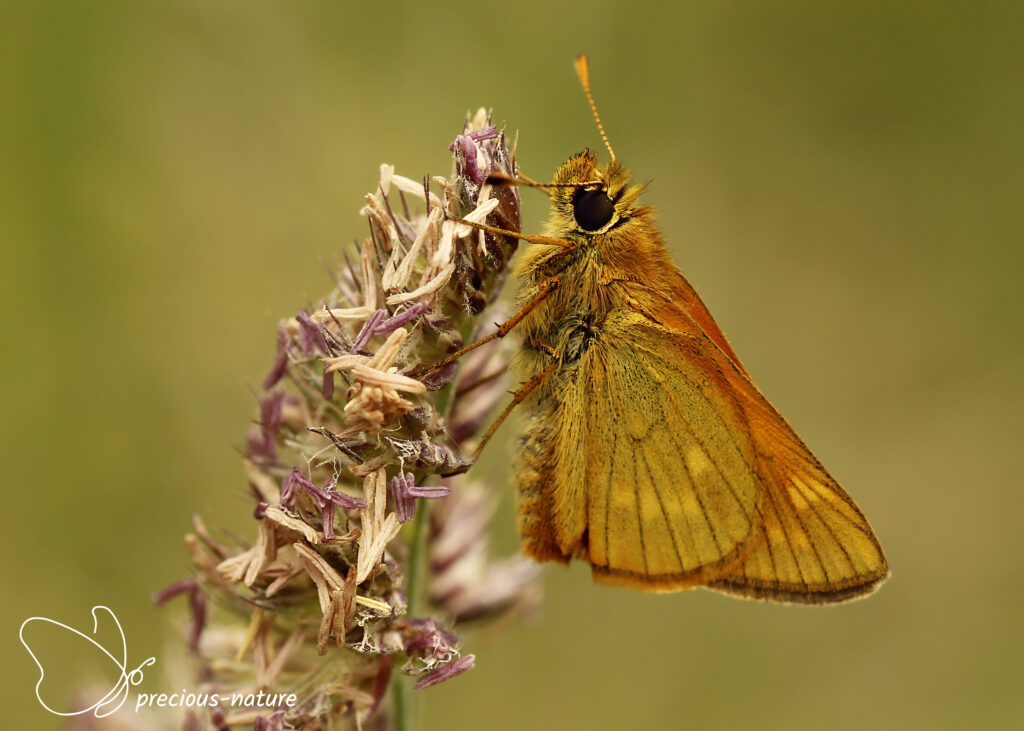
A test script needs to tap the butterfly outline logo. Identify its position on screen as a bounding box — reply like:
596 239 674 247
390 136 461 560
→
18 605 156 718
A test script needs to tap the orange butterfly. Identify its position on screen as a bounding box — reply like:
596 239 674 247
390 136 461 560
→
439 56 888 604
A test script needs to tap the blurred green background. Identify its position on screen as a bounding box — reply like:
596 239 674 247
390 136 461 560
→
3 1 1021 729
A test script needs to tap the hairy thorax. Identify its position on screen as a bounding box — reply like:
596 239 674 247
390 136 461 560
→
514 242 617 372
512 218 676 376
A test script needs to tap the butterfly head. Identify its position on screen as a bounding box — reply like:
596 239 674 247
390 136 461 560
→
550 149 647 238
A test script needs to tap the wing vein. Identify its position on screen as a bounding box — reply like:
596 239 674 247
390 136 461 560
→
653 360 757 520
663 394 753 534
761 480 810 590
781 474 832 583
759 504 778 581
799 477 873 538
795 481 857 577
632 445 649 575
640 448 685 572
673 425 727 557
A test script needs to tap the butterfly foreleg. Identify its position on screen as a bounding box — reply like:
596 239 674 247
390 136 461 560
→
417 276 562 378
441 346 559 476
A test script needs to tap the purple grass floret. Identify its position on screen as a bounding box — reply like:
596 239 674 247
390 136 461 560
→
451 135 483 184
260 391 285 432
279 470 296 508
413 654 476 691
288 467 313 491
390 473 450 524
327 479 368 507
293 468 327 503
188 590 207 653
350 309 387 353
153 577 198 605
322 367 335 399
153 578 206 654
248 427 271 459
373 301 429 335
324 485 367 511
467 126 498 141
263 324 290 389
449 126 499 185
321 500 336 541
295 469 368 509
297 309 331 355
294 472 366 539
389 472 417 523
250 391 286 458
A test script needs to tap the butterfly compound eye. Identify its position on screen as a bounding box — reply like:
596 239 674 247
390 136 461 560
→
572 187 616 231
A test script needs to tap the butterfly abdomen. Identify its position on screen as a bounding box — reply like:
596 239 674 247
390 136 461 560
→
514 411 573 563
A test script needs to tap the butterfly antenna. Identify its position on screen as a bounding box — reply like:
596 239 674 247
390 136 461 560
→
574 54 616 162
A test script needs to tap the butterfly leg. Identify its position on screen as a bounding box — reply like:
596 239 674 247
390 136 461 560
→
511 171 554 197
412 214 576 377
442 348 559 476
416 276 561 378
449 216 577 250
482 171 555 197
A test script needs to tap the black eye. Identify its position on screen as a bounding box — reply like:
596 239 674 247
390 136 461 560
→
572 187 616 231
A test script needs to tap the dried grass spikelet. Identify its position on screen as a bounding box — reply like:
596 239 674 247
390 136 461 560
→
154 108 542 731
